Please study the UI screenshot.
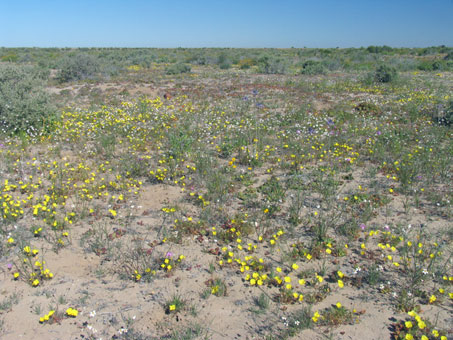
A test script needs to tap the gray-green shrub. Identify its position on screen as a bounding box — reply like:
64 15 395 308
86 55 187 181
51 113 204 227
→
165 63 191 75
0 64 56 136
299 60 327 75
56 53 100 82
257 55 288 74
374 64 397 83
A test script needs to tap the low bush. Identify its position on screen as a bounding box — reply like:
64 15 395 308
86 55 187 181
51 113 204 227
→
374 64 397 83
444 52 453 60
299 60 327 75
165 63 191 75
417 60 446 71
366 45 393 54
0 53 19 62
237 58 256 69
0 64 56 136
219 61 231 69
56 53 100 82
257 56 288 74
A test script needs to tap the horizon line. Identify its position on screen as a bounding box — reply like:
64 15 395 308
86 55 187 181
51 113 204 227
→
1 45 452 49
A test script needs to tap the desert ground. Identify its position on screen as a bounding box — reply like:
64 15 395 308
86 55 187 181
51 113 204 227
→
0 47 452 340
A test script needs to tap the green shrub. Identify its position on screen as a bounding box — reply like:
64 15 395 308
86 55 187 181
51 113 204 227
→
446 61 453 70
56 53 100 82
0 53 19 62
374 64 397 83
219 61 231 69
0 64 56 136
299 60 327 75
165 63 191 75
444 52 453 60
366 45 393 54
417 60 445 71
237 58 256 69
257 56 288 74
218 53 231 69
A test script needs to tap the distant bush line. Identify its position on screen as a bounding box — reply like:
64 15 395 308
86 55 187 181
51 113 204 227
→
1 45 452 80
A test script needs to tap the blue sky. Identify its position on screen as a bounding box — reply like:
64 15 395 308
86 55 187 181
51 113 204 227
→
1 0 452 47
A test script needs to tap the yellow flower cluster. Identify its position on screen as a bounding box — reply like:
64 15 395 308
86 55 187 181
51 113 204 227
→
66 307 78 317
39 310 55 323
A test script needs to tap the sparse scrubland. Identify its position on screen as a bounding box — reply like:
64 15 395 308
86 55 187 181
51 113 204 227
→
0 47 452 340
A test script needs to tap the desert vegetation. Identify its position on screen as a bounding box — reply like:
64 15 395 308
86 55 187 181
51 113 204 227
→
0 46 452 339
